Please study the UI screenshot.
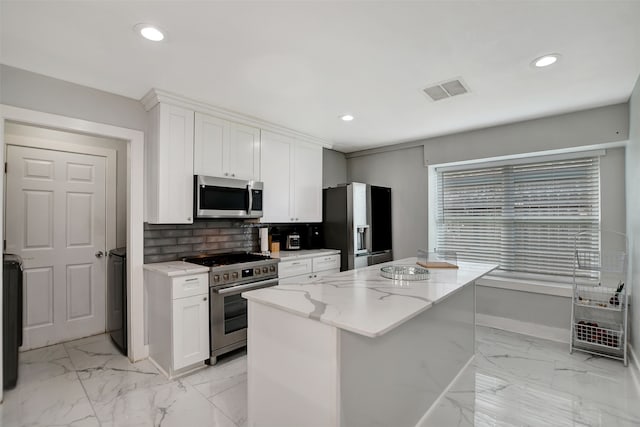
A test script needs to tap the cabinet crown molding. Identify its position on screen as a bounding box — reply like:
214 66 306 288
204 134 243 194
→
140 88 332 149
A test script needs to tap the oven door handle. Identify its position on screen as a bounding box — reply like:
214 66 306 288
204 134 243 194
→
214 278 279 295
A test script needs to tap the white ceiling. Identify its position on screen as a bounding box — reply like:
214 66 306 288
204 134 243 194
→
2 1 640 153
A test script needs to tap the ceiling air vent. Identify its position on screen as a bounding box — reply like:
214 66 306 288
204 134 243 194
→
423 78 469 101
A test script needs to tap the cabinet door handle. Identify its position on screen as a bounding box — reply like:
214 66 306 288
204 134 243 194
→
203 297 207 301
231 173 235 177
224 173 229 176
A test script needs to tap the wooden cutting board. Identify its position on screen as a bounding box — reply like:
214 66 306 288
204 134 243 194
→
416 261 459 269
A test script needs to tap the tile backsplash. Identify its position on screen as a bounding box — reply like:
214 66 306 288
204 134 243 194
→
144 220 259 263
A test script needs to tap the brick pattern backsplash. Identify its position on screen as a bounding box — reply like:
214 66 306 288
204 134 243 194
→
144 220 259 264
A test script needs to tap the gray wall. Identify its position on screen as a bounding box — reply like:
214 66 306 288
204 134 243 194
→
420 103 628 166
0 65 147 132
476 287 571 330
1 65 148 249
347 104 629 334
347 103 629 262
348 146 429 260
322 148 347 188
628 74 640 353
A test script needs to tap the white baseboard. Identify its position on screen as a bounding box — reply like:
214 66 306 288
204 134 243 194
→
476 313 570 344
629 344 640 392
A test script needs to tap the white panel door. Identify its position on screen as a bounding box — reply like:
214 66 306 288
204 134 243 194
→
293 142 323 222
172 294 209 370
6 145 107 349
260 131 293 223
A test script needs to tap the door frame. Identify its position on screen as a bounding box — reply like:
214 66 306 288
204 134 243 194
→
0 105 145 401
5 138 117 349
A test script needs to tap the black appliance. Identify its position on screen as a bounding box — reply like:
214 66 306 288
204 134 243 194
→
107 248 127 355
307 225 324 249
182 252 279 365
3 254 23 389
194 175 263 219
323 183 393 271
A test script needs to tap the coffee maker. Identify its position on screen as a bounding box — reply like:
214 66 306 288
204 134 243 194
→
285 231 301 250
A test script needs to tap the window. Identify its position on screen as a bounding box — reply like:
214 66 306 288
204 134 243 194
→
435 156 600 280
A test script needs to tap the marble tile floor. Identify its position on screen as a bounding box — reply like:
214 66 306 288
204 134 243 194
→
2 326 639 426
0 333 246 427
422 327 640 427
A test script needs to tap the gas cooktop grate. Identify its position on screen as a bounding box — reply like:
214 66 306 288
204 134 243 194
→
183 252 272 267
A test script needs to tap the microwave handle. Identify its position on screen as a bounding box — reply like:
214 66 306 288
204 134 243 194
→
247 184 253 215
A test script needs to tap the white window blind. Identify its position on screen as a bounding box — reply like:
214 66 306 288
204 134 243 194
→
435 156 600 279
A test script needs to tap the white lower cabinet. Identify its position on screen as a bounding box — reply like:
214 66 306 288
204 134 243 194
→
278 252 340 284
172 294 210 370
146 270 209 378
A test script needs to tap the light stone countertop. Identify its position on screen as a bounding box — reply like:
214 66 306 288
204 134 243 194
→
143 261 210 277
243 257 497 338
271 249 340 260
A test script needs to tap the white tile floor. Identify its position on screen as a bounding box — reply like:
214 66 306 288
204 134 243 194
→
0 334 245 427
1 326 639 427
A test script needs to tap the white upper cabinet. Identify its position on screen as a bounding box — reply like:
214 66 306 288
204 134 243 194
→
261 131 293 223
142 89 325 225
292 142 322 222
194 112 260 181
194 113 226 178
261 131 322 223
146 103 194 224
229 122 261 180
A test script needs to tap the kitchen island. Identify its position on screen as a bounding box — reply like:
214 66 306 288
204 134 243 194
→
243 258 497 427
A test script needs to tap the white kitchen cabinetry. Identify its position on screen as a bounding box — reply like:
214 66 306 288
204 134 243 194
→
146 269 209 378
194 112 261 181
261 131 323 223
146 103 194 224
278 252 340 284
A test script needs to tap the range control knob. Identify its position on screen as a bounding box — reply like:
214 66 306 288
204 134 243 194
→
269 265 276 272
223 273 229 281
232 272 239 280
262 267 269 273
213 275 220 283
254 268 261 274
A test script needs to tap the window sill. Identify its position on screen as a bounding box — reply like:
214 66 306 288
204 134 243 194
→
477 275 573 298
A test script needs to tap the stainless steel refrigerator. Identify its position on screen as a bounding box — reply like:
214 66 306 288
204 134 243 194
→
323 183 393 271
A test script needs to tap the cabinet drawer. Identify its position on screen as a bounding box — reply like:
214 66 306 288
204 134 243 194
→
278 258 312 279
278 273 316 285
172 273 208 299
313 254 340 272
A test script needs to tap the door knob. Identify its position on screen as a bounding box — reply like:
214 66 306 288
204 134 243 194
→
95 251 104 258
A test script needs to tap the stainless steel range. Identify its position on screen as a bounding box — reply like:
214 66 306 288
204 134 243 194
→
183 252 278 364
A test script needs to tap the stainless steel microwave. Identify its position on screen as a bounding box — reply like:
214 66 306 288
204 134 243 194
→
194 175 263 219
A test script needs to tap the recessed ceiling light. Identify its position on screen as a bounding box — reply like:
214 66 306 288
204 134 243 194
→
532 54 560 68
134 23 165 41
340 114 354 121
